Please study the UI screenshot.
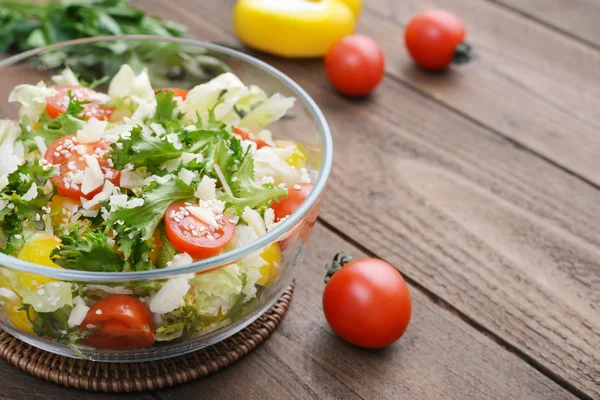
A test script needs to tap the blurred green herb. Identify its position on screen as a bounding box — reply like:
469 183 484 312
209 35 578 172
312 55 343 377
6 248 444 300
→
0 0 231 87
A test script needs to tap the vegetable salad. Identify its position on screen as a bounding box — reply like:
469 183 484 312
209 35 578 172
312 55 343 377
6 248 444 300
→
0 65 312 348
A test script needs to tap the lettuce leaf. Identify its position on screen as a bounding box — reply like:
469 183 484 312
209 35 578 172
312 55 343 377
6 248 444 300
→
51 227 124 272
109 125 183 173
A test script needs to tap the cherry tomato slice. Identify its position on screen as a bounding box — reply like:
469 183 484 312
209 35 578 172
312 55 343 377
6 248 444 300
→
54 163 119 200
45 136 119 200
155 88 189 100
43 135 111 167
46 85 113 120
165 202 236 259
234 127 271 149
271 183 313 221
81 295 155 349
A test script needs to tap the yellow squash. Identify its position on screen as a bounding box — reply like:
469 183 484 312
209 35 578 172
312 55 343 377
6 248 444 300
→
233 0 359 58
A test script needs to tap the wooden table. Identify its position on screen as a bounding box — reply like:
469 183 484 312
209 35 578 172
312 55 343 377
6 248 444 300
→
3 0 599 399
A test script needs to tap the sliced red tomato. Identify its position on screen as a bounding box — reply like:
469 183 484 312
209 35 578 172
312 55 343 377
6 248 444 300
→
155 88 189 100
165 202 236 259
46 85 113 120
80 295 155 349
43 135 111 166
234 127 270 149
271 183 313 221
44 136 119 200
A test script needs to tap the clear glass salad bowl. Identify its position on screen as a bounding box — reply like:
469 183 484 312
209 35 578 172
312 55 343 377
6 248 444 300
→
0 36 332 362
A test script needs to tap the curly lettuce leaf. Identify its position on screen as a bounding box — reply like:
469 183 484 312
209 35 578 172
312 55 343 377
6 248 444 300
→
109 125 183 172
51 227 124 272
218 146 287 213
107 178 194 270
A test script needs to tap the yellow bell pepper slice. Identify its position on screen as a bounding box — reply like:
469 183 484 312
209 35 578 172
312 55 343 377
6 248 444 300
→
257 243 282 287
275 140 307 169
17 235 62 291
233 0 357 58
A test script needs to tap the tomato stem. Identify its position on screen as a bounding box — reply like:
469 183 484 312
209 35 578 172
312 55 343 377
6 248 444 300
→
325 253 353 283
453 43 473 65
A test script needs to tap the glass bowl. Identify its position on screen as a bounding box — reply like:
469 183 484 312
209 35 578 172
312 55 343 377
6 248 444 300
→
0 36 332 361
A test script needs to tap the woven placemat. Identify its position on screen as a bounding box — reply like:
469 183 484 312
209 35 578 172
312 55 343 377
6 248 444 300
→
0 282 294 392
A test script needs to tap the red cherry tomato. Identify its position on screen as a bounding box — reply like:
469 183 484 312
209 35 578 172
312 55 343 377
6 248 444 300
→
165 202 236 259
405 9 469 70
325 34 385 97
46 85 113 120
155 88 189 100
234 127 270 149
323 256 411 348
271 183 313 222
44 136 120 200
80 295 155 349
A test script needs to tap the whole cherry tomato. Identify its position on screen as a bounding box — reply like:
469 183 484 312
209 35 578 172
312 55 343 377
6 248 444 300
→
46 85 113 120
323 254 411 348
165 202 236 259
80 295 155 349
405 9 471 70
325 34 385 97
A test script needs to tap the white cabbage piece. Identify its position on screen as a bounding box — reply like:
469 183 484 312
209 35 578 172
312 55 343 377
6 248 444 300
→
190 264 244 317
0 120 22 177
108 64 156 123
237 93 295 132
8 82 57 125
67 296 90 327
51 67 80 86
181 73 247 123
149 274 194 314
253 146 302 185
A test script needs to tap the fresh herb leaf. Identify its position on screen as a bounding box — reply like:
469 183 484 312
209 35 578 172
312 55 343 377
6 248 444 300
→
109 125 183 173
153 90 178 122
219 148 287 213
22 304 88 342
51 226 124 272
156 223 176 269
107 178 194 270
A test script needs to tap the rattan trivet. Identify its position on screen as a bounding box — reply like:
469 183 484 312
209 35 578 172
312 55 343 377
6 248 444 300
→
0 282 294 392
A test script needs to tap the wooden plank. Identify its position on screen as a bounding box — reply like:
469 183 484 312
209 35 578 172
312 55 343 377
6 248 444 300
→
485 0 600 47
0 360 153 400
357 0 600 187
135 1 600 397
156 223 576 400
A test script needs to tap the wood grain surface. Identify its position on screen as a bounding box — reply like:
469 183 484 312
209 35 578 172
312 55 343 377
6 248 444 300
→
0 0 598 398
154 223 576 400
358 0 600 187
484 0 600 47
133 0 600 398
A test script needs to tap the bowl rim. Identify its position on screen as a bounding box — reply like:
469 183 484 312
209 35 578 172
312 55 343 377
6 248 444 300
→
0 35 333 282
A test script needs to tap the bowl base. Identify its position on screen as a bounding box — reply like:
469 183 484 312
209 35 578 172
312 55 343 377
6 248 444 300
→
0 283 294 392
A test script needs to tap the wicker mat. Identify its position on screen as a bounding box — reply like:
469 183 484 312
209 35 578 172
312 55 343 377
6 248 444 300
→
0 282 294 392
